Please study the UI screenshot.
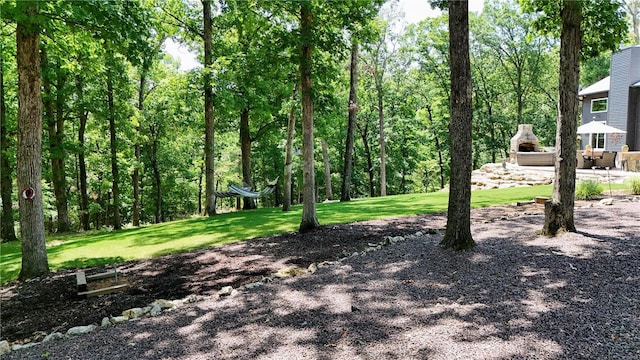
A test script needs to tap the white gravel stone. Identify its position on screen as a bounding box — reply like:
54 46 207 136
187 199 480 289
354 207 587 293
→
101 317 111 327
66 324 97 336
43 332 64 342
122 307 145 319
0 340 10 355
152 299 175 310
218 286 234 296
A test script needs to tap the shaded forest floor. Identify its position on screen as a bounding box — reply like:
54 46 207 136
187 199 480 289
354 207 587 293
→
0 193 628 344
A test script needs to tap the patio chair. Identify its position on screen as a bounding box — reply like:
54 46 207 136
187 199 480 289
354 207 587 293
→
595 151 616 169
576 150 593 169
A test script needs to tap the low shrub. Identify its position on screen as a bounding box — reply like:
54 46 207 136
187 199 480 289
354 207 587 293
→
575 179 603 200
625 176 640 195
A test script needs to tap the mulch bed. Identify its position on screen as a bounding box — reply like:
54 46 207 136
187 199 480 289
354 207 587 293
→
0 196 616 344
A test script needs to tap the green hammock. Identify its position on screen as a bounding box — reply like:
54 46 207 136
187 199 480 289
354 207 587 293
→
214 177 278 198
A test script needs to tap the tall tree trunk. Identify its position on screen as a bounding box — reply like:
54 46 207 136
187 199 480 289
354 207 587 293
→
198 155 204 214
425 105 445 190
298 3 319 232
543 2 581 235
377 87 386 197
132 72 145 227
52 62 70 232
43 48 70 232
440 0 475 251
341 42 358 202
106 66 121 230
0 49 17 242
16 0 49 279
321 139 333 200
357 121 375 197
76 77 90 231
240 108 256 209
202 0 216 216
151 125 162 223
283 85 298 211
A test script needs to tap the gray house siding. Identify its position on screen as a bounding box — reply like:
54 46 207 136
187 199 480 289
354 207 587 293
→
579 46 640 151
608 47 640 150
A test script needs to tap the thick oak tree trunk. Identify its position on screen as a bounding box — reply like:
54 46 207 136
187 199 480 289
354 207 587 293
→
440 0 475 251
341 42 358 202
16 0 49 279
543 2 581 235
298 3 319 232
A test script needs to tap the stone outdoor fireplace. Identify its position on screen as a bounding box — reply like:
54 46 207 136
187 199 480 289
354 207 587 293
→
509 124 555 166
510 124 539 153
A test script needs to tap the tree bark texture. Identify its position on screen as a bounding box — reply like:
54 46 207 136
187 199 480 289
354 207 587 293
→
341 42 358 202
283 85 297 211
203 0 216 216
76 77 90 231
440 0 475 251
298 3 319 232
543 2 581 236
240 108 256 209
106 67 121 230
1 50 17 242
321 139 333 200
16 0 50 279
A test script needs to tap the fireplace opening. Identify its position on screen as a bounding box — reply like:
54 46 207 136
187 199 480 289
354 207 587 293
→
518 143 537 152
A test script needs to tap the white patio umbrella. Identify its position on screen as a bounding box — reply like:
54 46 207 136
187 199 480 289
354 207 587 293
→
577 121 626 134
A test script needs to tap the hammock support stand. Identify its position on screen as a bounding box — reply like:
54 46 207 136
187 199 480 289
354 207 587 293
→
214 177 278 199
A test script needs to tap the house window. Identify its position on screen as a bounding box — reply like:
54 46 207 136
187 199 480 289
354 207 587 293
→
591 133 605 149
591 97 608 113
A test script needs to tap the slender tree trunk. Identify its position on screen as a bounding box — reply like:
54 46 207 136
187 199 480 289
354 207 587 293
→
16 0 49 279
543 2 581 235
357 121 375 197
321 139 333 200
0 50 17 242
198 156 204 215
106 66 121 230
202 0 216 216
132 72 145 227
440 0 474 251
240 108 256 209
283 85 297 211
298 3 319 232
341 42 358 202
52 62 70 232
377 89 386 197
43 48 70 232
425 105 445 190
76 77 90 231
151 126 162 223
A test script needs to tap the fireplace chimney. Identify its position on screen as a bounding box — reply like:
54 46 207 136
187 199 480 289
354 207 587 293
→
510 124 539 153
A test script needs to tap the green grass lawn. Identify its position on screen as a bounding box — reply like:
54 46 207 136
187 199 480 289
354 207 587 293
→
1 186 555 284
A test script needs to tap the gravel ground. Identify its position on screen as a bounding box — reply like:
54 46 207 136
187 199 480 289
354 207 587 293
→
3 200 640 360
